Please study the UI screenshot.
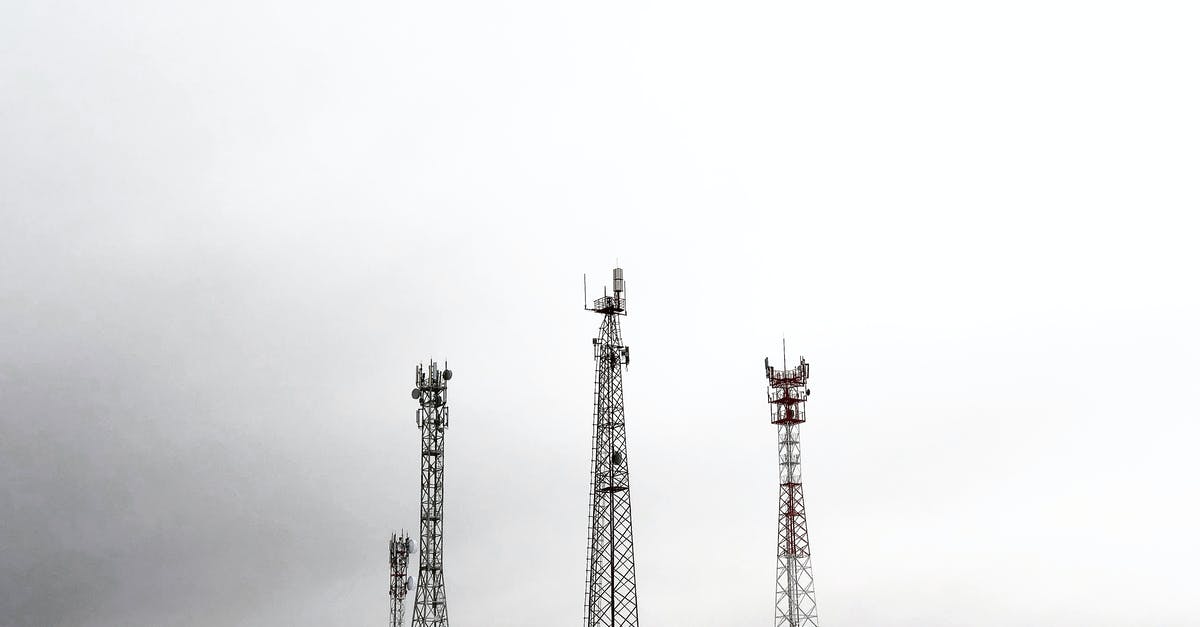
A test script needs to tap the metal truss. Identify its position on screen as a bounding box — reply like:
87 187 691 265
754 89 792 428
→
412 361 452 627
766 351 819 627
583 268 639 627
390 531 414 627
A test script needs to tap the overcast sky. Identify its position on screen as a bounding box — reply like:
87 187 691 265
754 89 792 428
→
2 1 1198 626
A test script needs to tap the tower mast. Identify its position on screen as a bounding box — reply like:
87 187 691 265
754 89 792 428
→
411 361 452 627
765 348 819 627
389 532 414 627
582 267 640 627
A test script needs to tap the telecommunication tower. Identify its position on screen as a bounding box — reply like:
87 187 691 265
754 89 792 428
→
765 344 819 627
411 361 452 627
582 267 640 627
389 532 414 627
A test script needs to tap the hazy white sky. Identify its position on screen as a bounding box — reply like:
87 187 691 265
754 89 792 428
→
2 1 1198 626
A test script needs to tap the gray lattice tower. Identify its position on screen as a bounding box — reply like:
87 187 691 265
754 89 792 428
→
765 346 818 627
411 361 452 627
389 532 414 627
582 267 639 627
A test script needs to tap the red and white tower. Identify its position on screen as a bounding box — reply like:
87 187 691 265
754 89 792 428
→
765 345 819 627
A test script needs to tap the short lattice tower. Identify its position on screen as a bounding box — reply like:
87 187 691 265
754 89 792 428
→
389 532 414 627
411 361 452 627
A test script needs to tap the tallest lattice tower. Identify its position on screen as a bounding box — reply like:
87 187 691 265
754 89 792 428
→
583 267 639 627
766 347 819 627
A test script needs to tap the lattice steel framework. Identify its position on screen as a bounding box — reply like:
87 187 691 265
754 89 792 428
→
411 361 452 627
765 346 818 627
389 532 414 627
582 267 639 627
